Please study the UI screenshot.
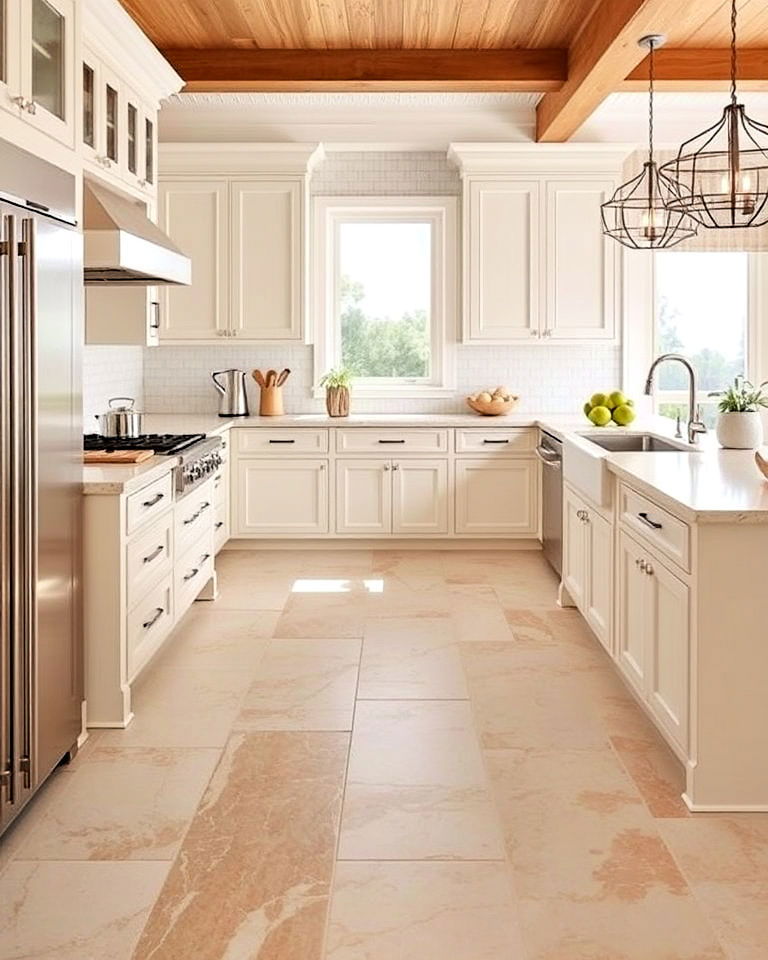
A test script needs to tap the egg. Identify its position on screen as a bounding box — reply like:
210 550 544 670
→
478 391 493 403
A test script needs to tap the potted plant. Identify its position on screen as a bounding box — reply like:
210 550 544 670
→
319 367 352 418
708 376 768 449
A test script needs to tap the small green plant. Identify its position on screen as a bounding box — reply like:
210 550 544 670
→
708 376 768 413
319 367 353 390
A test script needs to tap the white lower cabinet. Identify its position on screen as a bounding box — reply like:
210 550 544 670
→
455 459 537 535
336 460 392 536
617 530 689 751
392 460 449 536
563 484 612 653
235 459 329 536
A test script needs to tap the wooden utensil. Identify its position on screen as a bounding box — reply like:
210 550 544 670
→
84 449 155 464
276 368 291 387
265 369 277 387
252 369 266 388
755 451 768 480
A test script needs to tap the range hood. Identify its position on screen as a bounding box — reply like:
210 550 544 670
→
83 181 191 285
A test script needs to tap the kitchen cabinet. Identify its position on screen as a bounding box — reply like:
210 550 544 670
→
617 529 689 750
1 0 76 148
455 459 537 536
562 483 612 653
335 458 449 537
158 179 230 340
234 459 329 536
230 180 303 340
213 436 230 553
85 285 161 346
463 180 539 342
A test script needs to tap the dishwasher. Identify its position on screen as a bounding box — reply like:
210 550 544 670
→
536 430 563 575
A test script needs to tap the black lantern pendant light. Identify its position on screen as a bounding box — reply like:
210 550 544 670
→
601 35 698 249
659 0 768 228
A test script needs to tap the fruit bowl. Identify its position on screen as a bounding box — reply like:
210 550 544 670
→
466 395 519 416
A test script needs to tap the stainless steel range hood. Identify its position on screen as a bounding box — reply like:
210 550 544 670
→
83 181 191 285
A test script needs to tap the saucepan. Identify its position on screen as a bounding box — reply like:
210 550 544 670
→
94 397 144 438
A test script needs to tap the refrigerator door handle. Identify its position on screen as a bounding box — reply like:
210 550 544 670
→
18 218 36 790
0 214 16 807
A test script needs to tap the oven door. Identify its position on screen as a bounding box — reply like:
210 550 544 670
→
536 431 563 576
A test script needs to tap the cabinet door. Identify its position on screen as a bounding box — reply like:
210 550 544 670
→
562 486 587 611
0 0 21 117
545 179 616 341
19 0 75 147
616 532 647 695
647 558 690 751
336 460 391 536
85 286 160 347
235 459 328 536
80 54 100 162
159 180 229 341
231 180 303 340
585 508 613 654
455 459 537 535
392 460 449 536
465 179 539 342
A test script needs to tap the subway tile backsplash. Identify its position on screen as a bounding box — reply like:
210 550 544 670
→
83 345 145 426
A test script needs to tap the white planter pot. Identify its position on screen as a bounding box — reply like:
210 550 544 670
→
715 411 764 449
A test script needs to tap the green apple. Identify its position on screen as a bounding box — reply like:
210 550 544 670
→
608 390 627 409
626 398 635 406
588 405 612 427
612 404 636 426
590 392 610 409
583 401 593 417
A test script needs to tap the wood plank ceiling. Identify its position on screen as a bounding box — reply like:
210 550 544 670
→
120 0 768 138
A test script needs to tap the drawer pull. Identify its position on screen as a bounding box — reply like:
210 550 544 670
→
268 439 295 444
638 511 663 530
482 439 510 444
183 502 211 525
215 521 224 529
142 492 164 508
378 439 405 444
142 607 164 630
183 567 199 582
142 544 165 565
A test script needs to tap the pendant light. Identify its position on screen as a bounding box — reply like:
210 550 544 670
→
601 35 698 249
659 0 768 228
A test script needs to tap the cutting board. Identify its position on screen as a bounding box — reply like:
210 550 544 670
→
83 449 155 464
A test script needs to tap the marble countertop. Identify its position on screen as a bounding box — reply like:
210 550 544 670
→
82 455 175 496
141 412 541 431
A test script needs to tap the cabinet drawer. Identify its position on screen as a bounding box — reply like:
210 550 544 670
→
127 576 173 681
236 429 328 455
619 483 690 572
336 428 449 455
175 534 215 617
213 466 228 509
126 512 173 611
126 473 174 536
214 502 229 553
455 428 535 455
175 480 215 556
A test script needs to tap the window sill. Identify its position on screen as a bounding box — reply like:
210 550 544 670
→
312 385 456 401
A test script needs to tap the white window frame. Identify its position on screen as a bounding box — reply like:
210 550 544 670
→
311 196 458 399
623 249 764 416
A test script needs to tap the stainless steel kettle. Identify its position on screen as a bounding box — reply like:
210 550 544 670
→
212 369 249 418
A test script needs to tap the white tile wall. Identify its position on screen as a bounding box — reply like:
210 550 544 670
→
83 345 144 426
138 151 620 417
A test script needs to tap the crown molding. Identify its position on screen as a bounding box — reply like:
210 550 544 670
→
84 0 183 105
447 141 636 174
160 142 325 176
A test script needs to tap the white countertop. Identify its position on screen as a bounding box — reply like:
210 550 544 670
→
83 411 768 520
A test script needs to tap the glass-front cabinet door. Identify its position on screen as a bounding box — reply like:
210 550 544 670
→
19 0 75 146
0 0 23 120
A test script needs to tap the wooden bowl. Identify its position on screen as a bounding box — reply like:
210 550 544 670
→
466 395 519 416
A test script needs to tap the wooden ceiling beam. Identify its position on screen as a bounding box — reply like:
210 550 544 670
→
535 0 728 142
621 48 768 91
160 48 568 92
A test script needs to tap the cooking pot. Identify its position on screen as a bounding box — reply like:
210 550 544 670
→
94 397 144 439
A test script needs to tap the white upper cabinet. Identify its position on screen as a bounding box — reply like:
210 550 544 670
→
230 180 303 340
464 180 539 342
545 179 616 341
1 0 76 148
158 179 230 341
448 145 626 345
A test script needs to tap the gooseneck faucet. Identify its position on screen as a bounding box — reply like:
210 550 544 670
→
644 354 708 444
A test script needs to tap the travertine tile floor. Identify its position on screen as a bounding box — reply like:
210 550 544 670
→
2 549 767 959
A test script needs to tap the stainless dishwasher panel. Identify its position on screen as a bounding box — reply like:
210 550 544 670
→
536 430 563 576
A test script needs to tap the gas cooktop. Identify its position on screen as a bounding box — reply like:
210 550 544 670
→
83 434 206 455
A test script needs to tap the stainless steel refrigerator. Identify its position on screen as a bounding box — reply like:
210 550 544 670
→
1 138 83 835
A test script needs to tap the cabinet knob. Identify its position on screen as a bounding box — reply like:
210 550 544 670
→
645 563 654 576
529 329 538 338
636 558 647 572
392 462 400 471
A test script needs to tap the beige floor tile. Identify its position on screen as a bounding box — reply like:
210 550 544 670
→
338 784 505 860
274 593 368 638
486 748 727 959
133 731 348 960
359 617 467 699
0 860 169 960
235 639 361 731
99 666 253 749
155 608 274 673
347 700 487 787
657 816 768 881
370 551 447 590
15 747 219 861
325 861 525 960
610 733 690 818
212 573 294 611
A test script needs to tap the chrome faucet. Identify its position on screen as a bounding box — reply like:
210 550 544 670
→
644 354 707 444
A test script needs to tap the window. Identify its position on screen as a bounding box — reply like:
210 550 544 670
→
313 197 457 397
653 252 751 428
